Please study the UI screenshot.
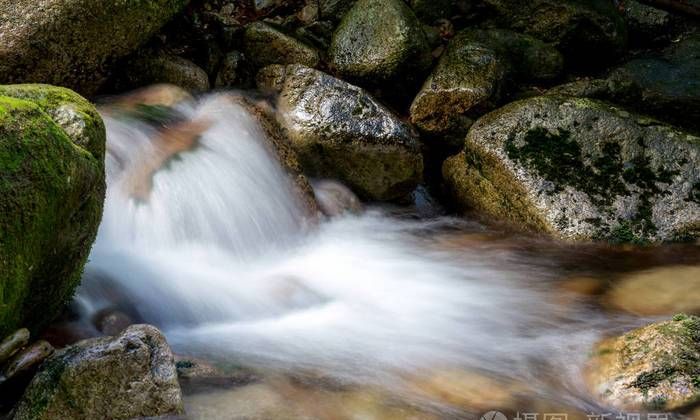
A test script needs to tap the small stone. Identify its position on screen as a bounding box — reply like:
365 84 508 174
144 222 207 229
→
244 21 320 68
311 179 363 217
0 341 53 384
0 328 30 365
93 308 133 336
122 54 211 92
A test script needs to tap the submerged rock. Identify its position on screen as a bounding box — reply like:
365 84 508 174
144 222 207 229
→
244 21 321 69
328 0 431 83
409 29 562 142
13 325 183 420
0 0 188 95
259 64 423 201
442 95 700 243
0 85 105 336
482 0 627 68
604 265 700 316
586 314 700 411
312 179 363 217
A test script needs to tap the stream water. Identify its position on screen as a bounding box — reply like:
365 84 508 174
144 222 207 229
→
73 91 699 419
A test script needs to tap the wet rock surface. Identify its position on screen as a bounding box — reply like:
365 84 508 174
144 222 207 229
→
586 314 700 411
261 64 423 201
443 95 700 243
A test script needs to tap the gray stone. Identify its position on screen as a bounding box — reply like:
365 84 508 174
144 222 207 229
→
244 21 320 69
12 325 183 420
261 64 423 201
122 54 211 93
0 329 29 365
442 95 700 243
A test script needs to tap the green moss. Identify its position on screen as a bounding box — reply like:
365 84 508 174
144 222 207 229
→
0 86 105 337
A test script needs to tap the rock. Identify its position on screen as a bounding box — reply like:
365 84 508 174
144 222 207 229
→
175 356 258 390
622 1 672 45
0 0 188 95
311 179 363 217
482 0 627 68
558 276 606 296
442 95 700 243
607 34 700 130
0 341 53 385
0 85 105 337
120 54 211 92
586 314 700 411
92 308 133 336
260 64 423 201
328 0 431 83
604 265 700 316
215 51 251 88
0 329 30 365
13 325 183 420
244 22 321 69
409 29 562 142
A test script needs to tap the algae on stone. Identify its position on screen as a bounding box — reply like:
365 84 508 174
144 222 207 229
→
0 84 105 337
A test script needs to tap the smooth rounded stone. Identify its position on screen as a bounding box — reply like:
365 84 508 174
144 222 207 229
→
604 265 700 316
261 64 423 201
0 340 53 385
482 0 627 68
442 95 700 243
0 85 105 337
311 179 363 217
0 329 30 365
409 29 562 141
328 0 431 82
0 0 188 95
13 325 183 420
586 314 700 411
92 308 133 336
121 54 211 93
243 21 320 69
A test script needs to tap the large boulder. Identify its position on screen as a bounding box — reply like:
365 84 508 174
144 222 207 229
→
482 0 627 68
443 95 700 243
13 325 183 420
244 22 321 69
410 29 562 142
586 314 700 411
258 64 423 201
0 0 188 95
328 0 431 83
0 85 105 337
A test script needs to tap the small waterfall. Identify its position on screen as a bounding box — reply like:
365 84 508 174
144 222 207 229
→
77 90 627 412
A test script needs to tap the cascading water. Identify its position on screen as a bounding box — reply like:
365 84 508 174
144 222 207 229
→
76 90 649 417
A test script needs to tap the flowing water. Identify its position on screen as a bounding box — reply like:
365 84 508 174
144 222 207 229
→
73 91 700 419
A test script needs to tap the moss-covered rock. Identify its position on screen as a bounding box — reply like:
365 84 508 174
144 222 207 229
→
586 315 700 411
328 0 431 83
12 324 183 420
622 1 672 45
482 0 627 68
0 0 189 95
0 84 105 337
259 64 423 201
244 21 321 69
442 95 700 243
604 265 700 316
409 29 562 142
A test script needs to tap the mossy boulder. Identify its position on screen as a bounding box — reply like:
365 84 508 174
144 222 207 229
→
12 325 183 420
244 22 321 69
622 1 672 45
409 29 562 142
586 314 700 411
259 64 423 201
328 0 431 83
0 84 105 337
442 95 700 243
0 0 189 95
482 0 627 68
